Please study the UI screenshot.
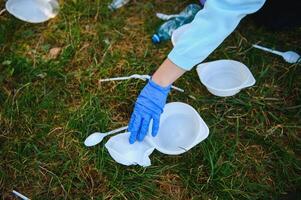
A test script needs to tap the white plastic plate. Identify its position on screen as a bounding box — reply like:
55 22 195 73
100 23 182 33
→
6 0 59 23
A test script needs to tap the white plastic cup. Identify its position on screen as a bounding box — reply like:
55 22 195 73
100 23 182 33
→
196 60 256 97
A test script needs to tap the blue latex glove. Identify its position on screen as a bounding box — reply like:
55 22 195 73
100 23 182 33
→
128 79 171 144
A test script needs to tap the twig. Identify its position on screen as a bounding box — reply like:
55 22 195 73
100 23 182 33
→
188 95 197 100
0 9 6 16
99 40 114 65
39 165 67 198
99 74 196 100
12 82 31 113
33 35 43 68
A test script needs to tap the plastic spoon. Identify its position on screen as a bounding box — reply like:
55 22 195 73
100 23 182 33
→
84 126 128 147
253 44 300 64
99 74 196 99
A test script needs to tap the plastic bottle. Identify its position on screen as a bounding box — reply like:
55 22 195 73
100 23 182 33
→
108 0 130 11
152 4 202 44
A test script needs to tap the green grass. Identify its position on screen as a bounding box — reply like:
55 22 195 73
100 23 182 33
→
1 0 301 199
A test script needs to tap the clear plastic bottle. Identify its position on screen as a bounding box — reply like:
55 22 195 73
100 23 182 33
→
108 0 130 11
152 4 202 44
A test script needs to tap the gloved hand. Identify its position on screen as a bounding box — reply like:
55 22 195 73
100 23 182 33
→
128 78 171 144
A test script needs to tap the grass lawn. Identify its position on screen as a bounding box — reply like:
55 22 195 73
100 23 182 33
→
0 0 300 199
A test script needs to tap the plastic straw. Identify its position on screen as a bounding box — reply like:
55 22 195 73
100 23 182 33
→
99 74 184 92
99 74 197 99
12 190 30 200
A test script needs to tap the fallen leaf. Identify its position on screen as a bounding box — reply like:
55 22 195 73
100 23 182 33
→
48 47 61 59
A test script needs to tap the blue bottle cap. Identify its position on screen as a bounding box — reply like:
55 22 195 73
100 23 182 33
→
152 34 160 44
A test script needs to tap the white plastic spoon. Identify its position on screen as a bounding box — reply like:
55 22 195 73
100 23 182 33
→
84 126 128 147
253 44 300 64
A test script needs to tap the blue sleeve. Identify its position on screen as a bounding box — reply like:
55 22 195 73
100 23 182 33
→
168 0 266 70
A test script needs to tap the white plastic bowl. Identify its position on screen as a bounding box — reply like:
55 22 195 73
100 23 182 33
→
196 60 256 97
6 0 59 23
172 26 256 97
146 102 209 155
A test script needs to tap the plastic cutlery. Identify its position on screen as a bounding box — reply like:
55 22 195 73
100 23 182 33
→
99 74 185 92
84 126 128 147
253 44 300 64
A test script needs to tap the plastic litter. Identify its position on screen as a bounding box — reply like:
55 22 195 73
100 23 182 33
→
84 126 128 147
196 60 256 97
253 44 300 64
103 102 209 166
152 4 202 44
147 102 209 155
108 0 130 11
99 74 197 100
105 132 155 167
12 190 30 200
5 0 59 23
